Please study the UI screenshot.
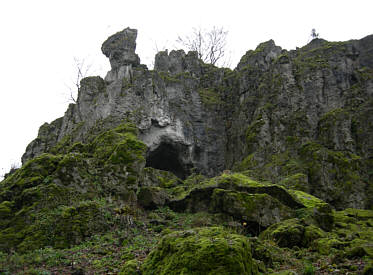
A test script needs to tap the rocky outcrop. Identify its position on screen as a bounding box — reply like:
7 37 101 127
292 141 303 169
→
228 35 373 209
21 28 373 209
102 27 140 83
23 37 228 178
3 28 373 274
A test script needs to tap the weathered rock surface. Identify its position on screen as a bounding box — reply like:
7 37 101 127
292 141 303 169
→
141 227 259 274
3 28 373 274
102 27 140 83
22 28 373 209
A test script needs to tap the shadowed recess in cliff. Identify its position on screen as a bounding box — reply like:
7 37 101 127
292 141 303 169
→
145 141 192 179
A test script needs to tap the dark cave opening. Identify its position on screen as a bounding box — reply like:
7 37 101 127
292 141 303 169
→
243 220 267 237
145 141 191 179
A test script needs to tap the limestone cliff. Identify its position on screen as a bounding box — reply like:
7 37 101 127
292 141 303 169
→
2 28 373 274
22 28 373 209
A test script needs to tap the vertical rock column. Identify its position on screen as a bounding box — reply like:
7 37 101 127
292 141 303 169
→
101 27 140 83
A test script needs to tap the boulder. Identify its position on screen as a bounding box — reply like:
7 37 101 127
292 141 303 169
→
141 227 259 274
259 218 326 248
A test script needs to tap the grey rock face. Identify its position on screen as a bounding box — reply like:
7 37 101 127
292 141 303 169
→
22 28 373 209
102 27 140 69
154 50 201 76
228 36 373 209
102 28 141 83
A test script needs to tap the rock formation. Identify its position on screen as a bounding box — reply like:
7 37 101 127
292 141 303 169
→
1 27 372 274
102 27 141 83
22 28 373 209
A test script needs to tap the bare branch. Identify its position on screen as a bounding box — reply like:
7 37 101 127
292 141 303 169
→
177 26 229 66
66 57 92 103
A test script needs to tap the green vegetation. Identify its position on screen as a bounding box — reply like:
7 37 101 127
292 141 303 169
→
197 88 223 106
0 123 146 254
142 227 258 275
1 34 373 274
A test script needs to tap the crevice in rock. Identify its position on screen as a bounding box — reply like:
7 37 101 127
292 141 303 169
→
145 140 192 179
242 220 267 236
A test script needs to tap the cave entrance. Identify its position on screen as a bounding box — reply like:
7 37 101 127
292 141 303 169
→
145 141 191 179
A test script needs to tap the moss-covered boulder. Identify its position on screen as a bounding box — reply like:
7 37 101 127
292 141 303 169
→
330 208 373 258
141 167 180 188
259 218 326 248
210 188 294 227
288 189 334 231
314 237 346 255
141 227 258 274
18 200 109 251
168 173 304 213
91 123 146 186
138 186 169 209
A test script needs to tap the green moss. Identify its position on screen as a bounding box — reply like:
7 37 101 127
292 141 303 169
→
67 142 87 153
357 66 373 81
0 183 74 252
217 173 265 188
210 188 294 228
287 190 326 209
49 135 73 155
167 185 189 201
315 238 346 255
91 123 146 165
91 129 123 160
233 154 258 172
304 225 326 245
197 88 223 106
346 244 373 258
245 116 265 147
289 189 334 230
297 141 364 206
0 122 148 253
238 41 272 67
259 219 305 248
141 227 258 275
158 71 182 84
362 263 373 275
294 54 330 76
108 136 146 165
120 259 141 275
274 52 290 64
293 41 347 77
338 208 373 220
17 154 62 179
0 201 13 218
18 200 109 251
279 173 308 192
260 218 325 250
55 153 88 183
331 209 373 256
142 167 180 189
268 271 298 275
137 186 168 210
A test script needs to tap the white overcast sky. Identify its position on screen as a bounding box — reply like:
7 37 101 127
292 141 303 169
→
0 0 372 178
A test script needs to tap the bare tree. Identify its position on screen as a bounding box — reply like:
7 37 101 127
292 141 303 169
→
66 57 92 103
176 26 229 66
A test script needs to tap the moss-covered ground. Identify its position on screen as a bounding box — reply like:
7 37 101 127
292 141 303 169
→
0 205 371 274
1 123 372 274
